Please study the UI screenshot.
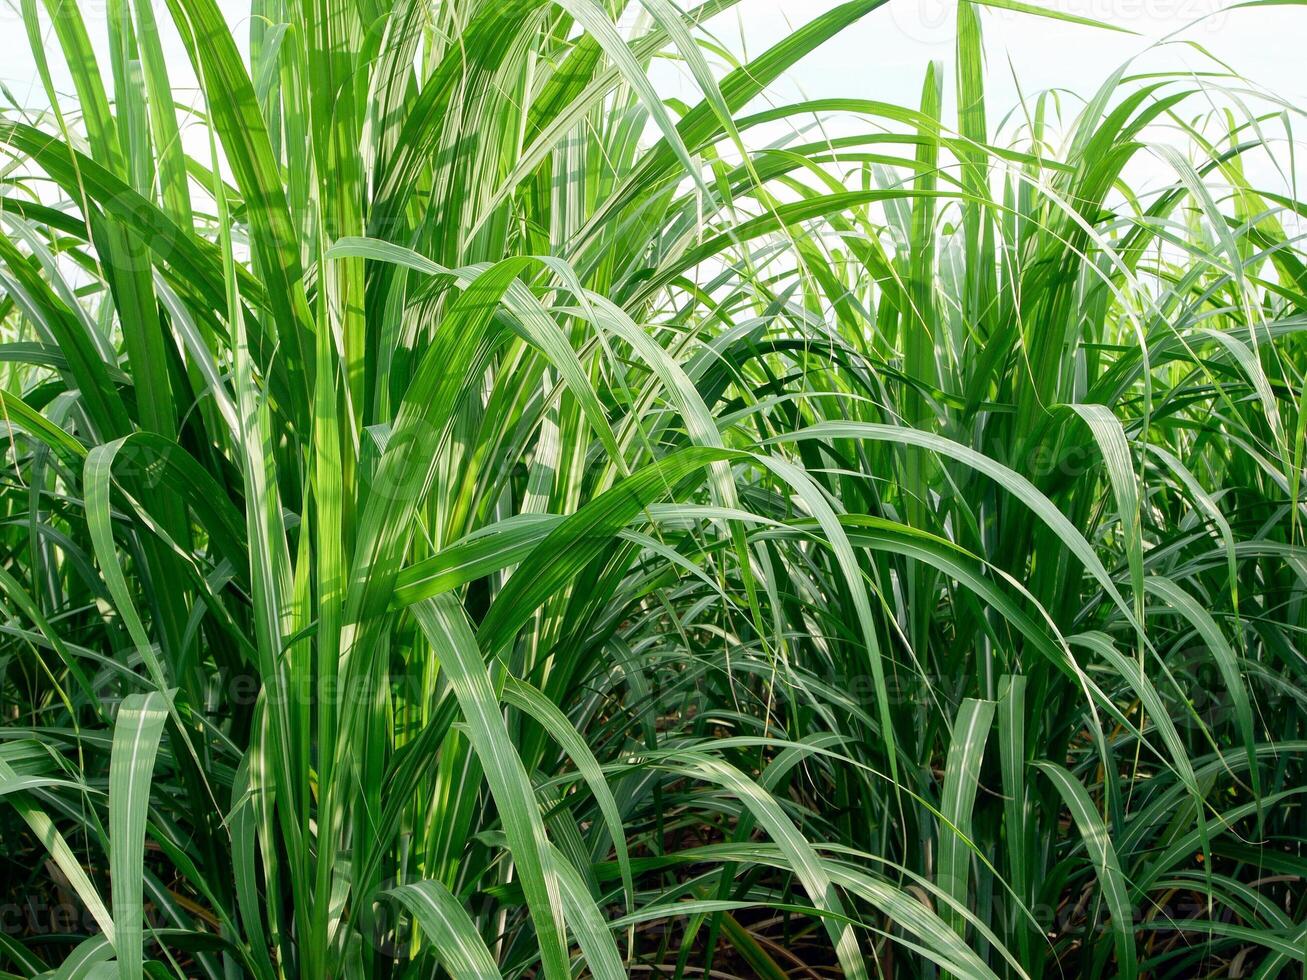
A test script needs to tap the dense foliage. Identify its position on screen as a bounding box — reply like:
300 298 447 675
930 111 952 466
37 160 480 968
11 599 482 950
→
0 0 1304 976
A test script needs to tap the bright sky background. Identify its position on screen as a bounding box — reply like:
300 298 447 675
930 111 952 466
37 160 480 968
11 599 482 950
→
652 0 1306 110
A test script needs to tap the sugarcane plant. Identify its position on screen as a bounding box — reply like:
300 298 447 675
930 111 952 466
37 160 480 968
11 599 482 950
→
0 0 1304 975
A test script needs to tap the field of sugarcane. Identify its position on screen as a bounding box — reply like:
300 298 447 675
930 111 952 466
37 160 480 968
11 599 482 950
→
0 0 1304 975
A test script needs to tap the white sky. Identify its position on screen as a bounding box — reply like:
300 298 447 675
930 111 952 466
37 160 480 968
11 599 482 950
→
655 0 1307 110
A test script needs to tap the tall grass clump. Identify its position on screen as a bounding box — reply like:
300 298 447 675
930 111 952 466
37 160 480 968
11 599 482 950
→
0 0 1304 974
